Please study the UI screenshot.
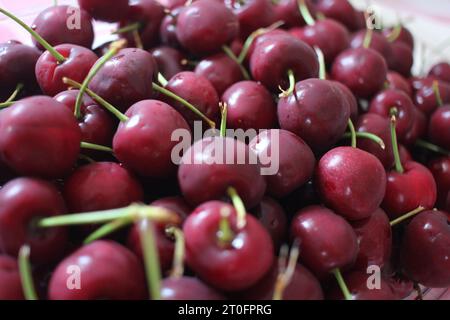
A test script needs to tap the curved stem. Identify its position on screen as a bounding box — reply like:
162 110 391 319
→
132 30 144 49
4 83 23 103
390 107 404 173
227 186 246 229
222 45 250 80
138 219 161 300
314 47 326 80
297 0 315 26
83 218 132 244
80 142 113 153
219 102 228 137
278 69 296 98
347 119 357 148
273 242 300 300
363 29 374 49
332 268 352 300
343 132 386 150
415 139 450 156
157 72 168 87
217 207 235 247
0 8 65 63
0 101 15 109
386 24 402 42
18 245 38 300
432 80 444 107
166 227 185 278
78 154 95 164
390 206 425 227
112 22 141 35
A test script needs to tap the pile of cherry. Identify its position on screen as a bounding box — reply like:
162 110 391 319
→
0 0 450 301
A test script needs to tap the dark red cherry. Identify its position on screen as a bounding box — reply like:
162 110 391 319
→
178 136 266 208
161 277 225 300
401 107 427 146
0 178 67 265
273 0 317 28
49 240 147 299
250 33 319 92
414 80 450 115
350 30 395 68
277 79 350 152
314 0 359 31
150 46 186 80
409 76 439 92
428 105 450 150
222 80 276 130
113 100 191 178
31 5 94 50
77 0 129 22
390 42 413 77
176 0 239 56
89 48 158 112
159 0 185 10
159 7 182 48
331 47 387 98
398 144 412 164
0 255 24 300
428 62 450 83
333 81 358 122
249 129 315 198
0 96 81 179
382 161 437 219
382 25 414 49
245 29 290 62
291 205 358 277
184 201 274 291
316 147 387 221
428 156 450 211
401 210 450 288
386 71 413 97
195 53 243 96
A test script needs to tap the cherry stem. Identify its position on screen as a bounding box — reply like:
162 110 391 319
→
152 82 216 129
273 241 300 300
297 0 315 26
217 207 235 247
0 8 65 63
80 142 113 153
78 154 95 164
219 102 228 137
83 217 132 244
138 219 162 300
18 245 38 300
415 139 450 156
4 83 23 103
132 30 144 50
332 268 352 300
222 45 250 80
386 24 402 42
314 47 326 80
363 29 374 49
0 101 15 108
157 72 169 87
166 227 185 278
278 69 296 98
227 186 246 229
432 80 444 107
112 22 141 35
390 206 425 227
63 78 129 122
347 119 357 148
390 107 404 174
343 132 386 150
74 40 126 119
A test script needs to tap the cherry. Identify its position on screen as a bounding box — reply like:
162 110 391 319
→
401 107 427 146
386 71 413 97
113 99 191 178
159 0 186 10
316 147 387 221
161 277 225 300
195 53 244 96
0 255 24 300
176 0 239 56
249 33 319 92
221 81 276 130
183 201 274 291
150 46 186 80
389 42 413 77
410 76 439 92
54 90 115 148
278 79 350 152
428 105 450 150
48 240 147 299
0 178 67 265
313 0 360 31
31 5 94 50
0 96 81 179
245 29 290 62
331 47 387 98
88 48 158 111
178 136 266 208
273 0 317 28
398 144 412 164
414 80 450 115
160 7 182 48
249 129 315 197
400 210 450 288
161 72 219 126
290 205 358 277
333 81 358 122
78 0 129 22
382 25 414 49
428 156 450 211
351 208 392 270
428 62 450 83
350 30 395 68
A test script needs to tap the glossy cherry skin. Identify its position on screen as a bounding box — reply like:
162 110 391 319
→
222 81 276 130
290 19 350 66
386 71 413 97
428 105 450 150
403 107 427 146
54 89 115 147
63 162 144 213
398 144 412 164
414 80 450 115
316 147 387 221
351 208 392 270
250 197 287 250
331 47 387 98
78 0 129 22
89 48 158 112
428 62 450 83
159 7 182 48
159 0 185 9
0 96 81 179
400 210 450 288
195 53 243 96
390 42 413 77
113 100 191 178
150 46 185 80
333 81 358 122
250 33 319 92
161 277 225 300
428 157 450 211
314 0 359 31
31 5 94 50
278 79 350 152
249 129 315 198
291 205 358 277
382 161 437 219
382 25 414 49
179 136 266 208
176 0 239 56
0 178 67 265
355 113 394 169
49 240 147 299
119 0 165 48
350 30 395 68
0 255 25 300
162 71 219 127
368 89 415 141
273 0 317 28
184 201 274 291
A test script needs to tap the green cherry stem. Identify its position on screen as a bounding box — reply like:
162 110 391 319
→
157 72 169 87
343 132 386 150
0 8 65 63
4 83 24 103
222 45 251 80
0 101 15 109
217 207 235 247
166 227 185 278
219 102 228 137
298 0 315 26
390 107 404 174
432 80 444 107
80 142 113 153
386 24 402 42
18 245 38 300
83 217 132 244
78 154 96 164
111 22 141 35
314 46 326 80
363 28 373 49
390 206 425 227
347 119 357 148
332 268 352 300
415 139 450 156
273 241 300 300
132 29 144 50
278 69 296 98
227 186 246 229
